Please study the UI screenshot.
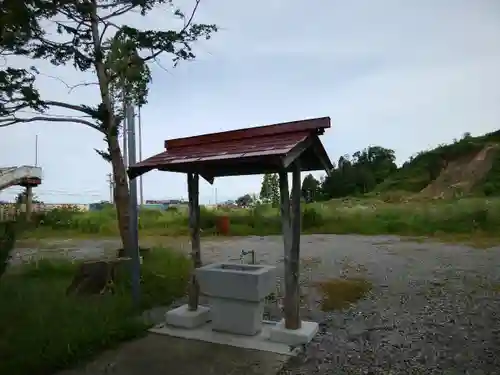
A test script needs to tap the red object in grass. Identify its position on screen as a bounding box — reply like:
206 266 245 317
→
217 216 230 235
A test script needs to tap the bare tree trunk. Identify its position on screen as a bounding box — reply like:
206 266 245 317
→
89 0 131 250
109 133 131 250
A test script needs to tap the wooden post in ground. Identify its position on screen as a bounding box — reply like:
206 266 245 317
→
187 172 201 311
289 161 302 328
25 186 33 222
279 165 301 330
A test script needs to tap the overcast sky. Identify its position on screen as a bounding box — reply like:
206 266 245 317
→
1 0 500 204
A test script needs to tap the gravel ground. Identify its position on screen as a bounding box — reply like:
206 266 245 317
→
14 234 500 374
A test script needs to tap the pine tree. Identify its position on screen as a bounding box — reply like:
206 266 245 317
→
269 173 280 207
259 174 272 203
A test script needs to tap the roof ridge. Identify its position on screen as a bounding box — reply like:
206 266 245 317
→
164 117 330 150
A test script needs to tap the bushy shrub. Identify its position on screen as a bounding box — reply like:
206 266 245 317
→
34 207 81 230
302 206 325 230
0 221 16 279
199 206 218 230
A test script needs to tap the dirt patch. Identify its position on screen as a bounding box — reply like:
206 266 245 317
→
315 277 372 311
419 145 499 199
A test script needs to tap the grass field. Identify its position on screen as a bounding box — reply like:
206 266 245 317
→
2 196 499 374
21 197 500 241
0 247 190 375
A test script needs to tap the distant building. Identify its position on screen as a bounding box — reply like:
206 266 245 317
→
143 199 188 211
146 199 186 205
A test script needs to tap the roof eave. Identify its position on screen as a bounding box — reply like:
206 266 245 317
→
281 135 333 176
311 136 334 176
129 136 333 180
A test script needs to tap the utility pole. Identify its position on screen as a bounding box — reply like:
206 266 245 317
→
122 88 128 168
107 173 114 203
138 106 144 205
126 104 141 305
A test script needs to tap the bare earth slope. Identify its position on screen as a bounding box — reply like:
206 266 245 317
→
418 145 499 199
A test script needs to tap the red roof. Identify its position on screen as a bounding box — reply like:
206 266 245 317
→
128 117 332 181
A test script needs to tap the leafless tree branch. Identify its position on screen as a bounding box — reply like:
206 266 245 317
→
182 0 201 30
153 57 174 76
68 81 99 93
99 23 110 45
43 100 96 116
0 116 100 131
38 72 98 94
101 4 136 21
16 109 93 119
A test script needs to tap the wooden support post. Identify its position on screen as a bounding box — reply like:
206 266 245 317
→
25 186 33 222
289 161 302 328
187 173 201 311
279 166 301 330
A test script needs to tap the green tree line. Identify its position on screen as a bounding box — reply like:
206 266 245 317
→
315 145 397 200
248 145 397 206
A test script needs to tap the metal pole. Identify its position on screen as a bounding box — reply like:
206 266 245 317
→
122 89 128 168
108 173 113 203
126 103 141 305
138 106 144 205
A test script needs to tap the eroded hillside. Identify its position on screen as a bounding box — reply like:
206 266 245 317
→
376 130 500 197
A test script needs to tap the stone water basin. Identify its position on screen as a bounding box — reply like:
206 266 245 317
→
196 262 277 335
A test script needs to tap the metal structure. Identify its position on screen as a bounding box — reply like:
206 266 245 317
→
122 95 128 169
126 104 141 305
138 106 144 205
128 116 333 332
107 173 114 203
240 249 256 264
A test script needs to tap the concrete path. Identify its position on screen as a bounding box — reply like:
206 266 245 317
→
56 334 288 375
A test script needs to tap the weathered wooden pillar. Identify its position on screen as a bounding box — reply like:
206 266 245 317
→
289 162 302 328
279 162 302 329
187 172 201 311
25 186 33 222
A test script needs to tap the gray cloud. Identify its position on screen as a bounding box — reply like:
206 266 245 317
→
1 0 500 203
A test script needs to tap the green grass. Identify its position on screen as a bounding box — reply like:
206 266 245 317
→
23 198 500 241
0 247 190 375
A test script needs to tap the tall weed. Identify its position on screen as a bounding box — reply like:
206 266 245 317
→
22 198 500 238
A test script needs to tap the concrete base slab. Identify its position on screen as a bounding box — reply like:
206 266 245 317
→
268 320 319 346
149 320 299 356
165 304 211 329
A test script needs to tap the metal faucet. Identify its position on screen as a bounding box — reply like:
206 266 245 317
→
240 249 256 264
